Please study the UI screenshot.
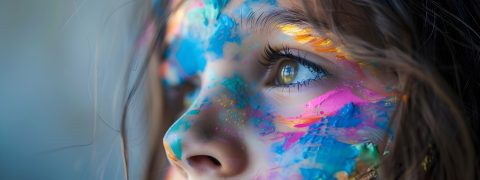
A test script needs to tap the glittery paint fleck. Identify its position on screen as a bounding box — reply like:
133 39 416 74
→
220 74 249 108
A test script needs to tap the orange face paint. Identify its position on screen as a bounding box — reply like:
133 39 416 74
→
277 24 348 60
163 140 178 161
277 23 380 78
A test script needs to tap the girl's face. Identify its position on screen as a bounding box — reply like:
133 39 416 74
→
162 0 396 179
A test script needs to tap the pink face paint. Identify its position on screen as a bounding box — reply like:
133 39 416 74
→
277 88 385 128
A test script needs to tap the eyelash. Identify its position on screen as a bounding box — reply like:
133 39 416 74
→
261 44 329 90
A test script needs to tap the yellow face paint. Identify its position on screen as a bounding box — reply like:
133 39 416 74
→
277 24 348 60
277 24 384 78
277 24 316 43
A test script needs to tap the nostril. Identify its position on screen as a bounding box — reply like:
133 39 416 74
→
187 155 222 172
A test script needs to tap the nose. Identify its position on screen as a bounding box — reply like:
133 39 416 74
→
163 105 249 178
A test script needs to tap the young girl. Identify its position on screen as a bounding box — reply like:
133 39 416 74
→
135 0 480 179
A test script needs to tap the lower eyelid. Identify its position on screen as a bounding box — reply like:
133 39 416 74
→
283 61 328 83
275 73 328 91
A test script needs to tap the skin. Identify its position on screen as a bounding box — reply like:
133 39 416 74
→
162 0 397 179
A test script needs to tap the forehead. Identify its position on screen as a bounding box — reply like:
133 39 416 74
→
167 0 309 39
163 0 329 84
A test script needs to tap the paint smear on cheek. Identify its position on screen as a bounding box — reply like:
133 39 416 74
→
265 87 395 179
305 89 366 114
269 100 393 179
250 106 276 136
278 88 383 128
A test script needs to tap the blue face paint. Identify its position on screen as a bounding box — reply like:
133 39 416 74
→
220 74 249 108
325 102 361 128
167 37 207 77
251 111 276 136
268 100 393 179
207 15 241 58
204 0 229 10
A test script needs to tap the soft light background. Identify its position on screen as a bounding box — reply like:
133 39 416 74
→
0 0 153 179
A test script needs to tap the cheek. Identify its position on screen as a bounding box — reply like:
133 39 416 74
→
252 88 394 178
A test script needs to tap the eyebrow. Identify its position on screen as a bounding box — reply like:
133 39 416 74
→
240 7 351 60
242 8 314 32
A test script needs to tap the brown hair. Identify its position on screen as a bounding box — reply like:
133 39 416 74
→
299 1 480 179
126 0 480 179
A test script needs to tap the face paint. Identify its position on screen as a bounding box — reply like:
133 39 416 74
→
163 113 192 161
162 1 396 179
277 23 393 81
164 0 240 84
277 24 348 59
277 23 383 82
277 88 386 128
266 95 393 179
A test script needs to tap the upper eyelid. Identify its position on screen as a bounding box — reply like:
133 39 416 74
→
261 44 333 69
261 44 331 83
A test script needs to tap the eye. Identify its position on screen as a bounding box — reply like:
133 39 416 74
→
275 58 328 87
262 45 329 88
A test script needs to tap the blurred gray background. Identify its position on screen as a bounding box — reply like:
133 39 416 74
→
0 0 153 179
